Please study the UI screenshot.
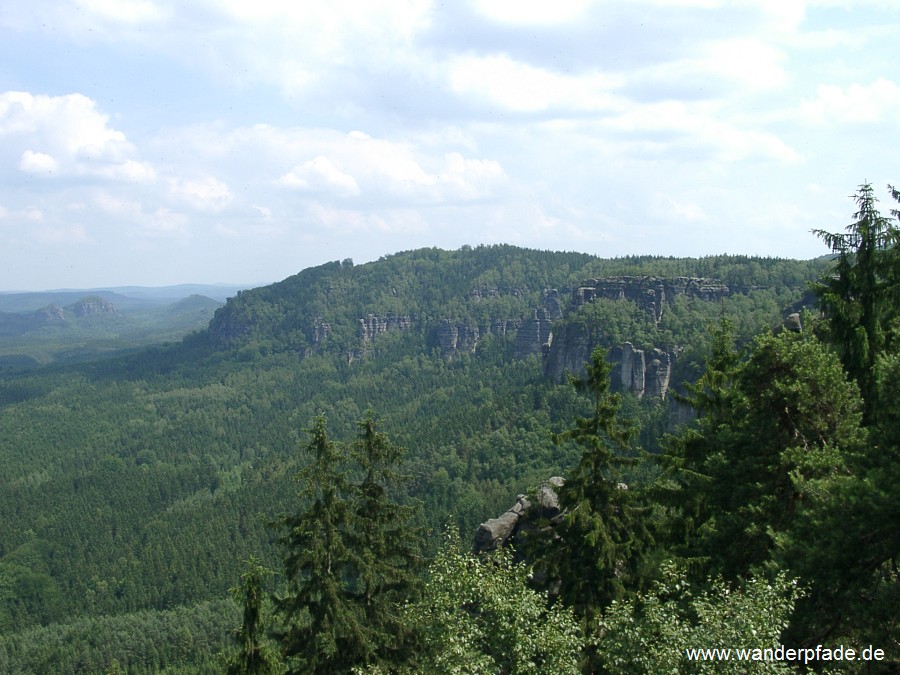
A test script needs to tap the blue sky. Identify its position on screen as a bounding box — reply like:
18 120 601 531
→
1 0 899 289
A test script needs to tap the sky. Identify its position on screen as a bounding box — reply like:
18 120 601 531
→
1 0 899 290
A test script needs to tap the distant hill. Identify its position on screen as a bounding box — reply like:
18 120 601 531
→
0 284 248 313
0 289 227 367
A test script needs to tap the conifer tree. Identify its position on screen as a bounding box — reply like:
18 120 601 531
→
273 415 371 674
543 347 651 627
272 414 420 673
812 182 900 420
668 330 865 580
225 557 280 675
656 318 740 554
348 412 421 670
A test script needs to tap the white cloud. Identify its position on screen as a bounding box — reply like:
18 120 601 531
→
704 38 788 90
279 156 361 197
307 202 428 235
471 0 594 25
271 129 507 204
168 176 232 211
437 152 507 200
143 208 189 236
35 223 89 244
800 78 900 124
449 54 622 113
19 150 58 174
601 99 800 163
0 91 153 181
80 0 168 25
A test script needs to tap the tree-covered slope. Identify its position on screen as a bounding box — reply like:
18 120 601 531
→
0 245 831 669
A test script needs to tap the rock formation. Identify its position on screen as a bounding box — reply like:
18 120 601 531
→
668 397 697 432
436 320 480 355
469 286 529 302
572 276 730 323
541 288 564 320
473 477 565 554
33 305 66 323
544 333 675 400
358 313 411 343
541 322 598 382
514 309 553 359
311 318 331 345
66 297 119 317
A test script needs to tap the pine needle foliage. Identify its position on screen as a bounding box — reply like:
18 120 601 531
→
543 347 652 626
224 557 281 675
272 414 420 674
812 182 900 420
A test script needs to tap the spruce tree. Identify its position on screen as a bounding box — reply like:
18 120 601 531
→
272 414 420 673
348 412 421 670
225 557 280 675
273 415 371 674
667 330 865 580
812 182 900 420
543 347 651 627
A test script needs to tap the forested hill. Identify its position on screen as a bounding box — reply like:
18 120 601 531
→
204 245 825 359
0 245 836 671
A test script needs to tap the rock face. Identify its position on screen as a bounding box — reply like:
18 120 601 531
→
541 322 599 382
514 309 554 359
605 343 674 399
33 305 66 323
544 332 675 399
573 276 730 322
311 318 331 345
644 348 673 399
473 478 565 554
66 297 119 317
436 320 480 355
469 286 529 302
668 397 697 432
358 313 411 343
541 288 564 320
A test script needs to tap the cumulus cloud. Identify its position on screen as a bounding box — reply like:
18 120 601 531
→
80 0 168 25
279 156 361 197
449 54 622 113
35 223 90 244
274 129 507 204
1 0 898 287
168 176 232 211
800 78 900 124
19 150 58 174
0 91 154 181
471 0 594 25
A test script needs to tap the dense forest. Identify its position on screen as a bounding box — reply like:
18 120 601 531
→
0 184 898 672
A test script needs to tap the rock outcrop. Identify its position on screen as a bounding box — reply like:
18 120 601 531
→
469 286 529 302
66 297 119 317
541 288 564 320
668 397 697 432
544 331 676 399
358 313 411 343
436 320 480 355
541 322 599 382
473 477 565 554
606 343 674 399
311 318 331 345
573 276 730 323
514 309 553 359
33 305 66 323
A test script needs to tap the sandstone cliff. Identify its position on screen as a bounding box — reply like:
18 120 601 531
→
573 276 730 323
358 313 412 343
543 337 676 399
